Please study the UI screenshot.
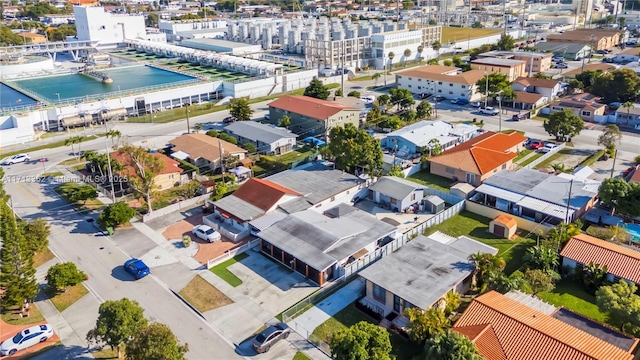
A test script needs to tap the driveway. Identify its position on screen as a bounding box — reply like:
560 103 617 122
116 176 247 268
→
0 318 60 359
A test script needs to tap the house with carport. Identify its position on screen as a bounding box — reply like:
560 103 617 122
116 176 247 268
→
224 121 297 155
367 176 425 213
358 232 497 329
258 204 397 285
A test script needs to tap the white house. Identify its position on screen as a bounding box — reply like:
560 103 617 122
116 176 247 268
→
395 65 485 102
381 120 459 155
511 77 562 101
615 104 640 127
224 121 297 155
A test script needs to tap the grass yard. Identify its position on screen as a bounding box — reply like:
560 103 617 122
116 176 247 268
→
538 280 609 325
33 248 55 268
518 152 544 167
44 283 89 313
253 148 316 176
441 27 501 43
40 171 64 178
1 303 45 326
293 351 312 360
424 211 535 274
534 152 564 170
311 304 420 360
179 275 233 313
513 149 533 162
408 171 452 193
210 252 249 287
92 346 121 359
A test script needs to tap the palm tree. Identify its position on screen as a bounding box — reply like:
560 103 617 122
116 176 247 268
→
403 49 412 67
443 291 460 316
469 252 506 292
432 40 442 59
622 101 634 125
388 51 395 70
65 135 83 158
550 162 566 174
371 72 381 86
417 45 424 61
193 124 203 134
106 129 122 147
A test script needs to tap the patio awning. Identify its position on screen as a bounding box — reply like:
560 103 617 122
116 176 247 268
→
475 184 525 204
229 166 251 176
249 210 288 232
170 150 189 161
516 196 575 221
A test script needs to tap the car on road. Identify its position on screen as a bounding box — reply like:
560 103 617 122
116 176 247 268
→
223 116 237 124
450 98 469 105
418 93 432 100
251 323 290 353
539 143 559 153
192 224 221 243
552 56 564 62
0 324 54 356
552 62 568 69
1 153 30 165
123 258 150 280
434 95 446 102
512 113 528 121
264 114 270 120
528 140 544 150
479 107 499 115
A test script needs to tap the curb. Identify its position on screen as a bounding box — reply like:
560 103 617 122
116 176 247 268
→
170 289 207 321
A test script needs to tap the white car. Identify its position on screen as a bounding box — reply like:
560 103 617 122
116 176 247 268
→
192 224 221 242
479 107 499 115
2 153 30 165
0 324 54 356
539 143 559 153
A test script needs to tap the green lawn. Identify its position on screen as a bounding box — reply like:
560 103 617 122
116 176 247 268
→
518 152 544 167
312 304 420 360
293 351 311 360
513 149 533 162
538 280 609 324
253 148 316 176
441 27 502 43
209 252 249 287
424 211 535 274
534 153 563 170
408 171 452 193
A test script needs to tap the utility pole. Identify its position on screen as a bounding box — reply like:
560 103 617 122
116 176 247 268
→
503 0 508 34
340 41 345 97
218 139 226 182
610 149 618 178
104 120 116 203
185 103 191 133
564 179 574 223
484 71 489 108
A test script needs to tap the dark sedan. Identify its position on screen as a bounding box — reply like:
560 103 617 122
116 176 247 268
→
251 323 290 353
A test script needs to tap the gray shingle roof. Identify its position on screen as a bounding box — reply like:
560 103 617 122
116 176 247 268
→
213 194 264 221
368 176 424 200
224 121 296 144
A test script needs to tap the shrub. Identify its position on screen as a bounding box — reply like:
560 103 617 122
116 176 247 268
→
182 235 191 248
98 202 135 228
46 262 86 292
347 90 361 98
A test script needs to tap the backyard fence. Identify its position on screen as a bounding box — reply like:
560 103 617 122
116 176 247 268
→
206 238 260 269
520 143 566 170
141 194 209 222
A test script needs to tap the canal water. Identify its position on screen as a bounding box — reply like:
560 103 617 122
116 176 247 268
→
0 83 38 108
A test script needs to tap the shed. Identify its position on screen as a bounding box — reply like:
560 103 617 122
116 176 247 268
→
490 215 518 239
450 182 475 200
423 195 445 214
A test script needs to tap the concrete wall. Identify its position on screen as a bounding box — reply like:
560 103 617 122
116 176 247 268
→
223 69 318 99
447 30 525 53
465 200 551 234
142 193 209 222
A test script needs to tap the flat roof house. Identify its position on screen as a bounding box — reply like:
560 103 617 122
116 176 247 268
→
454 291 638 360
224 121 297 155
429 131 527 187
267 95 360 138
394 65 486 101
615 104 640 128
380 120 469 155
470 57 527 81
358 232 497 329
561 233 640 286
367 176 425 213
546 28 622 51
550 93 606 123
477 50 553 75
259 204 397 285
168 133 247 173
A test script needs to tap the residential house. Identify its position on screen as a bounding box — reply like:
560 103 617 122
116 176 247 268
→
469 168 601 227
266 95 360 138
367 176 425 212
381 120 475 155
224 121 297 155
394 65 485 101
358 232 497 328
550 93 606 122
546 28 622 51
470 58 527 81
630 166 640 184
109 151 184 191
477 50 553 75
613 47 640 63
615 104 640 128
258 204 397 285
509 91 547 110
563 63 616 78
429 131 527 186
18 32 47 44
561 233 640 285
168 133 247 173
533 42 593 61
512 77 562 101
454 291 638 360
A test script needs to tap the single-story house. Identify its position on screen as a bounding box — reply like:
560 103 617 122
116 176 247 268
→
454 291 638 360
358 233 497 329
259 204 397 285
511 77 562 100
549 93 606 122
168 133 247 173
508 91 547 110
367 176 425 212
615 105 640 128
533 42 593 61
563 63 616 78
560 233 640 285
224 121 297 155
470 169 600 226
429 131 527 186
381 120 478 155
110 151 184 191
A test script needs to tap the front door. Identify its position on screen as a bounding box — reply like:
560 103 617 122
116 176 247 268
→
466 173 476 185
393 294 401 313
494 224 505 237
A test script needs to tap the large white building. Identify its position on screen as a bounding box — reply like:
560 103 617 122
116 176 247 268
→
74 6 148 47
371 30 423 70
395 65 485 102
158 19 228 42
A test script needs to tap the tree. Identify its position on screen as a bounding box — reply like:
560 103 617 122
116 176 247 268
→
496 33 515 50
371 72 381 86
533 72 553 79
427 138 442 157
405 307 449 344
442 59 453 66
330 321 392 360
98 202 136 228
335 87 344 97
590 69 640 103
432 41 441 54
19 218 50 255
388 51 395 68
403 48 412 67
444 291 460 316
227 97 253 121
278 114 291 128
87 298 148 359
524 269 555 294
621 101 634 125
57 182 98 205
567 79 583 95
401 109 416 123
210 181 227 200
487 270 530 294
377 94 390 110
325 123 383 176
469 44 492 60
125 322 188 360
476 73 514 105
145 13 159 27
598 177 640 216
468 252 506 292
46 262 85 292
422 330 483 360
417 45 424 60
65 135 84 158
241 142 257 153
106 129 122 147
387 165 405 178
118 145 165 214
597 281 640 336
304 76 329 100
193 124 203 134
348 90 361 98
389 88 415 110
583 262 609 291
597 124 622 151
416 101 432 119
522 245 559 275
575 70 600 89
472 21 483 28
544 109 584 141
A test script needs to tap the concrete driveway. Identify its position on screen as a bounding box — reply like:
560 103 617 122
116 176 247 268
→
0 318 61 359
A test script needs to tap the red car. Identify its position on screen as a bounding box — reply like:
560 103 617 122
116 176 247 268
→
528 140 544 150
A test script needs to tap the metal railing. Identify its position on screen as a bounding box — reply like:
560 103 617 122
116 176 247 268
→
0 40 98 57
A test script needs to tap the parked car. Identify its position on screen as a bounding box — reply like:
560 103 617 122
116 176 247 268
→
251 323 290 353
528 140 544 150
0 324 54 356
512 113 528 121
470 101 482 108
223 116 237 124
608 102 623 110
418 93 432 100
553 63 568 69
123 258 150 280
479 107 499 115
552 56 564 62
192 224 221 242
597 49 608 55
450 98 469 105
434 95 446 102
1 153 30 165
264 114 270 120
539 143 559 153
603 57 614 63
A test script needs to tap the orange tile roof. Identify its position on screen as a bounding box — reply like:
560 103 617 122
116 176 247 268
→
110 151 183 177
453 291 636 360
397 64 460 75
232 178 301 211
493 215 517 228
630 166 640 183
169 133 247 163
268 95 357 120
560 233 640 284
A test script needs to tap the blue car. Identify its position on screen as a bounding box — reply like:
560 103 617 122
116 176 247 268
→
124 258 150 279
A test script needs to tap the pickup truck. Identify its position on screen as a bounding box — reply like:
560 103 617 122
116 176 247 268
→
479 107 499 115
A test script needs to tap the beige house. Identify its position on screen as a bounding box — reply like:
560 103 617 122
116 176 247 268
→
395 65 485 101
550 93 606 122
110 151 184 191
470 57 527 81
546 29 622 51
267 95 360 138
168 133 247 173
477 50 553 75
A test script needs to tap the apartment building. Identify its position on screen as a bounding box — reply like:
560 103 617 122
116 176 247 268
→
395 65 485 101
470 57 527 81
477 50 553 75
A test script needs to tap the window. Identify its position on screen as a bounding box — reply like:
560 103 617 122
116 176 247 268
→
438 81 442 85
390 197 397 204
417 86 422 89
445 167 455 174
409 77 412 80
331 196 335 201
502 164 507 170
408 85 412 88
373 283 386 303
461 85 466 89
582 111 591 116
418 79 422 82
411 193 416 201
449 91 453 94
449 83 453 87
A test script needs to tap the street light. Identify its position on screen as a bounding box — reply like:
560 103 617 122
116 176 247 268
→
484 71 489 108
103 118 116 203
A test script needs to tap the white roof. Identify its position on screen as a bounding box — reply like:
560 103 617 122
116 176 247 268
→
170 150 189 160
384 120 454 147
